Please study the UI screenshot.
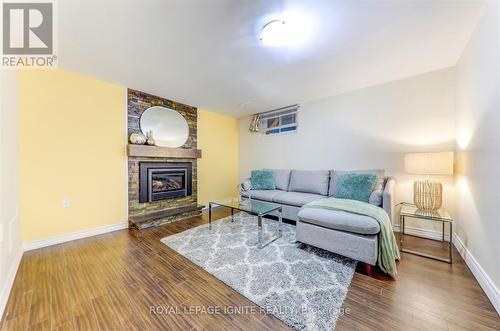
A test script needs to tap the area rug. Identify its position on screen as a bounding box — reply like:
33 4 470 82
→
161 213 357 330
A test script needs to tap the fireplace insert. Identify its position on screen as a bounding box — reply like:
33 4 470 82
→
139 162 192 202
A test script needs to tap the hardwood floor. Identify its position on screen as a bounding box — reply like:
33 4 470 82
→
1 209 499 331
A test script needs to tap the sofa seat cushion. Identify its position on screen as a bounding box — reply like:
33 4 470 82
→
272 192 324 207
297 208 380 235
241 190 282 202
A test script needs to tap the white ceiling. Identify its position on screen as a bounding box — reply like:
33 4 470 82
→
58 1 485 118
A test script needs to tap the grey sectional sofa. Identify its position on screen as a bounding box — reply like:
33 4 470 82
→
241 169 395 266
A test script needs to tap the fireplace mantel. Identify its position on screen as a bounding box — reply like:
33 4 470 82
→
127 144 202 159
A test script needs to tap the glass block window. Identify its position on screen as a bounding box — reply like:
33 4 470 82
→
259 105 299 136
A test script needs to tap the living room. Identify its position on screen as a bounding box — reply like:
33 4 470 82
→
0 1 499 330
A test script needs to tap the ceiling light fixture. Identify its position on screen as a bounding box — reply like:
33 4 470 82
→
260 14 313 47
260 20 287 47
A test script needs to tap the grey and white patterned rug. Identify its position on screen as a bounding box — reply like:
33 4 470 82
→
161 213 357 330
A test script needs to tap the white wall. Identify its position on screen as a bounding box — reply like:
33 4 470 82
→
0 70 22 319
455 2 499 311
239 67 457 225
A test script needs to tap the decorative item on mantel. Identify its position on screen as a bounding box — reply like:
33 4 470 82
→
405 151 454 211
146 130 156 146
129 132 147 145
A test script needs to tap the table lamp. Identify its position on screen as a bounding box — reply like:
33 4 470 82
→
404 152 454 211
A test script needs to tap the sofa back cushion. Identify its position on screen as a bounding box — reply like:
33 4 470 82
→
263 169 291 191
250 170 276 190
329 169 385 196
289 170 330 195
333 173 377 203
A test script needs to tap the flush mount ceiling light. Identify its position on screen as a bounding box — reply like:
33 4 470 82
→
260 15 312 47
260 20 287 47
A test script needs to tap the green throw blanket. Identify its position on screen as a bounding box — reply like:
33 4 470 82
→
301 198 400 276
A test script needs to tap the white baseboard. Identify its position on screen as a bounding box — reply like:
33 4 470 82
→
0 248 23 320
393 224 451 241
23 222 128 252
453 234 500 314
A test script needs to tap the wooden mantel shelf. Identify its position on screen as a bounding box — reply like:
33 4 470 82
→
127 144 202 159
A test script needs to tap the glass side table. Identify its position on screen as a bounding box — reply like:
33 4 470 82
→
399 202 453 263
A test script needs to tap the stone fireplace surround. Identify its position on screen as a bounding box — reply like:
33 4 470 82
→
127 89 202 229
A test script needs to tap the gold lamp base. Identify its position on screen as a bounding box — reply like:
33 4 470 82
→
413 179 442 211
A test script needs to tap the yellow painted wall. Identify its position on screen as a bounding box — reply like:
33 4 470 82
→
19 69 127 242
18 69 239 242
198 109 239 205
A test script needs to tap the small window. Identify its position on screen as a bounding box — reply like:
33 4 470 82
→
260 105 299 136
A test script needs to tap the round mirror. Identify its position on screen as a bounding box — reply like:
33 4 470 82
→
140 106 189 147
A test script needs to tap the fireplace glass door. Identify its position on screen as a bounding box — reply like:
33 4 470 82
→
139 162 192 203
148 169 187 201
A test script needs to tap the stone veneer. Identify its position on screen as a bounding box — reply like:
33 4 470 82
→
127 89 200 227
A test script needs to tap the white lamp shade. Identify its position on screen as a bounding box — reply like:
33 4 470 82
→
405 152 454 175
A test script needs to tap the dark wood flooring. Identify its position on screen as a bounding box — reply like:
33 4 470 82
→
1 208 499 331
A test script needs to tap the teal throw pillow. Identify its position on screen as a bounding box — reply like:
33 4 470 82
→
333 173 377 203
250 170 276 190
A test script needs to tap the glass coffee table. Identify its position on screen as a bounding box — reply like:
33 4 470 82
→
208 197 283 248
